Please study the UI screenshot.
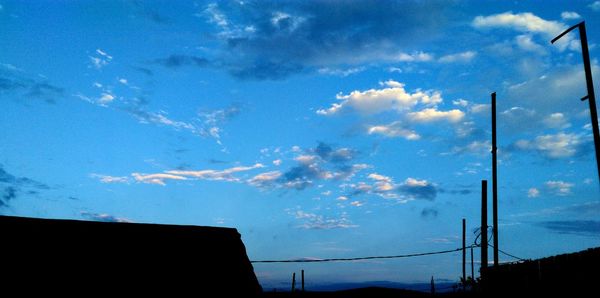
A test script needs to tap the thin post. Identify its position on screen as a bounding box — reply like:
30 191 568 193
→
462 218 466 291
551 21 600 182
291 272 296 292
431 276 435 295
491 92 499 268
471 246 475 281
481 180 488 277
301 269 305 292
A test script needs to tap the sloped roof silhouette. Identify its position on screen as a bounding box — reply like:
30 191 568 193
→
1 215 262 296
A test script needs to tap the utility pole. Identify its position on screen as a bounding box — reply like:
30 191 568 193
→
301 269 305 292
491 92 499 268
291 272 296 292
471 246 475 281
462 218 466 291
552 21 600 183
481 180 488 277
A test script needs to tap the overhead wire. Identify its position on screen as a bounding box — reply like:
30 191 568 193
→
251 245 479 263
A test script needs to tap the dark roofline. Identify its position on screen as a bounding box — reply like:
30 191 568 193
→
0 214 239 234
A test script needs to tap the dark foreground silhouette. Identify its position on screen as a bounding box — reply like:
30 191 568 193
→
0 215 262 296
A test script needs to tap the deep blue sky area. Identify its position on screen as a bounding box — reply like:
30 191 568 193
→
1 0 599 290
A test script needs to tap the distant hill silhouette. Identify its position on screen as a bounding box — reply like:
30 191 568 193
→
0 215 262 296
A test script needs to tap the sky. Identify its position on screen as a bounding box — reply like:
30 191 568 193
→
1 0 599 290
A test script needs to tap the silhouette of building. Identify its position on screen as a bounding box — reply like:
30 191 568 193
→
485 247 600 295
1 215 262 296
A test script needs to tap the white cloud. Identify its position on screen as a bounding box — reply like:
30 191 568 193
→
167 163 264 182
337 196 348 201
317 80 442 115
273 159 282 166
404 177 428 187
589 1 600 11
408 108 465 123
81 211 132 223
131 173 187 186
132 163 265 186
515 34 546 54
137 112 196 132
350 201 363 207
291 210 358 229
445 140 492 156
453 99 469 107
368 173 395 191
528 187 540 198
394 51 434 62
561 11 581 20
318 67 365 77
438 51 476 63
472 12 573 51
367 122 421 140
89 49 113 69
584 178 593 185
98 93 115 105
295 154 319 164
542 113 570 129
90 174 129 184
545 180 574 196
469 104 490 114
247 170 282 188
514 132 585 159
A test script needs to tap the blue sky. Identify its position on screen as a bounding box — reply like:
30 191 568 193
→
1 0 599 290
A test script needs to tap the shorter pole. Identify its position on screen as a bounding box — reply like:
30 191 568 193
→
291 272 296 292
301 269 305 292
462 218 466 291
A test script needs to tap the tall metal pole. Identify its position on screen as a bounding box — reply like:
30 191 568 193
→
291 272 296 292
491 92 499 268
301 269 305 292
481 180 488 276
462 218 466 291
552 21 600 183
471 246 475 281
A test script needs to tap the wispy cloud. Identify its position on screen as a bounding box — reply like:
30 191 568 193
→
317 67 365 77
511 132 591 159
89 49 113 69
438 51 476 63
545 180 574 196
290 209 358 230
1 164 50 207
367 122 421 140
131 163 264 186
472 12 577 51
81 211 132 223
166 163 264 182
153 55 210 68
199 1 454 79
0 63 64 104
560 11 581 20
90 174 129 184
527 187 540 198
537 220 600 236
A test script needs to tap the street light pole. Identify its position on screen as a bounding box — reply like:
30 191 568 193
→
552 21 600 184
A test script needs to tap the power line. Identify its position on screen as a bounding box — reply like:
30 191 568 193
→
251 245 479 264
488 243 525 261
